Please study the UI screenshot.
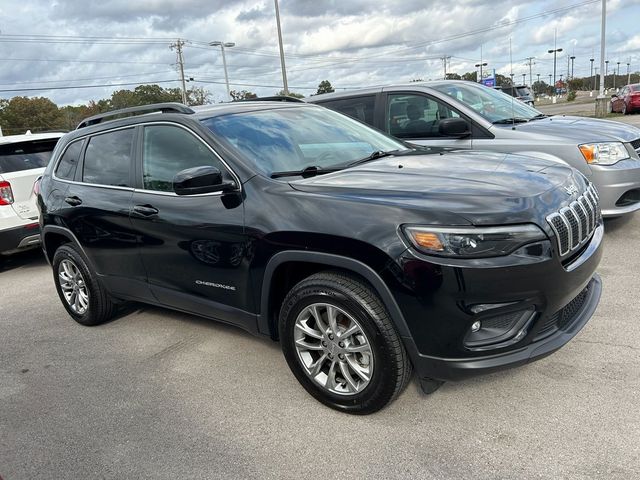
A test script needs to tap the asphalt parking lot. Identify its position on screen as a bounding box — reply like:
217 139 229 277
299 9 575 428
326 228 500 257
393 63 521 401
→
2 118 640 480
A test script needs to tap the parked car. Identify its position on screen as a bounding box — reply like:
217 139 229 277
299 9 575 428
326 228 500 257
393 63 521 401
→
308 80 640 217
39 102 602 414
494 84 535 106
611 84 640 115
0 132 63 256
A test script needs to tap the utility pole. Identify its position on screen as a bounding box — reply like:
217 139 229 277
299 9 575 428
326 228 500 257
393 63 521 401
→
170 39 188 105
274 0 289 95
525 57 535 87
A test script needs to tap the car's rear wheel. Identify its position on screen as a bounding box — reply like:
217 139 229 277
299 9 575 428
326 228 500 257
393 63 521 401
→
52 244 116 326
279 271 412 414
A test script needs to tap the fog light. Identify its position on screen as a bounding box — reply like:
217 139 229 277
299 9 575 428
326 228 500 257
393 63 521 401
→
471 321 481 332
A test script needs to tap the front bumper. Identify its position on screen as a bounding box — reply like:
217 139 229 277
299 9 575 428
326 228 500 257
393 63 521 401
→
0 223 41 254
404 274 601 382
590 158 640 216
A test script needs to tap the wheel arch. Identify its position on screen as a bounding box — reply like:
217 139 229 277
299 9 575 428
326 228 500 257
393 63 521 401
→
42 225 94 270
258 251 411 341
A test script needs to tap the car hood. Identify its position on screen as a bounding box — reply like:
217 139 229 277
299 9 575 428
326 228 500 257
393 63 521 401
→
507 115 640 143
289 150 582 226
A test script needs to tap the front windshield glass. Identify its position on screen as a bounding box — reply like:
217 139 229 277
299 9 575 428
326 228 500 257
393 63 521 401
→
430 82 543 123
201 106 409 176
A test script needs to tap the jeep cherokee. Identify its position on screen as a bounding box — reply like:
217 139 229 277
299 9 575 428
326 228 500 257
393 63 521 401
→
38 102 602 414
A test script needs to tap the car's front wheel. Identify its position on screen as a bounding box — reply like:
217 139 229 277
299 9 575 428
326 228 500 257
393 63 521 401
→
279 271 412 414
52 244 116 326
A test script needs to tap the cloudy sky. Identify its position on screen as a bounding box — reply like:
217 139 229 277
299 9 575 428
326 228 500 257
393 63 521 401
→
0 0 639 106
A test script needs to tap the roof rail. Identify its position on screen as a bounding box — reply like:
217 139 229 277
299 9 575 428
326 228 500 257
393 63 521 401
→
236 95 305 103
76 102 195 129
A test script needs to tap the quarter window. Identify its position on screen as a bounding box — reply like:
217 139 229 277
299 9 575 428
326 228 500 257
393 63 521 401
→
142 125 227 192
55 141 83 180
387 93 460 139
82 129 134 187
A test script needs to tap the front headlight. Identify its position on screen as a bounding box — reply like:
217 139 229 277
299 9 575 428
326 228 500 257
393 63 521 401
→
402 224 546 258
579 142 629 165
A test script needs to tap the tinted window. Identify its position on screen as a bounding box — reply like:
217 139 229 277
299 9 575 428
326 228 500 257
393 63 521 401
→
55 141 83 180
318 96 376 126
83 129 134 187
387 94 460 139
142 125 228 192
0 138 58 174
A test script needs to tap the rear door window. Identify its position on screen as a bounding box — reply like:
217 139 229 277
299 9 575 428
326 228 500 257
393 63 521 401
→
82 128 134 187
317 96 376 126
0 138 58 173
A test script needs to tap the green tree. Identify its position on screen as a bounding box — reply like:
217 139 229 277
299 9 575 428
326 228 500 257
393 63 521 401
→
445 73 461 80
461 71 477 82
276 90 304 99
316 80 335 94
0 96 65 135
229 90 258 101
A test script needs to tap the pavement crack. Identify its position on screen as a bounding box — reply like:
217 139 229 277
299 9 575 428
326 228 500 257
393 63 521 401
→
574 338 640 351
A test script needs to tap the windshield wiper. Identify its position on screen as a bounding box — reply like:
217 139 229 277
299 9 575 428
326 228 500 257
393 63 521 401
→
270 165 340 179
344 149 400 168
492 118 530 124
530 113 549 120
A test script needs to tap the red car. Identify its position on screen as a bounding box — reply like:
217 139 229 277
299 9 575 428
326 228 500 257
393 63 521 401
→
611 83 640 114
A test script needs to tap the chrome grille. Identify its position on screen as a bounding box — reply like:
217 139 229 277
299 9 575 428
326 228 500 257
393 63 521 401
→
547 183 600 257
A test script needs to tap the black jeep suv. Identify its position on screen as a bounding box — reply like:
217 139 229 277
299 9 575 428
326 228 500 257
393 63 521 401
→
38 102 602 414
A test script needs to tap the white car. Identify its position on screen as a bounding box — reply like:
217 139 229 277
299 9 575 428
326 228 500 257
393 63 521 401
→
0 132 63 255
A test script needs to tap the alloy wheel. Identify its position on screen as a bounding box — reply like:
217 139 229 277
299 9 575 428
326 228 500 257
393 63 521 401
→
293 302 374 396
58 259 89 315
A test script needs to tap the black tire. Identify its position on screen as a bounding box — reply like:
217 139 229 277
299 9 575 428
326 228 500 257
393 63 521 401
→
52 244 116 326
279 271 412 414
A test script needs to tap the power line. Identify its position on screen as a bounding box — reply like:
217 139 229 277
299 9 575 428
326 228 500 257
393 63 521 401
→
0 79 178 93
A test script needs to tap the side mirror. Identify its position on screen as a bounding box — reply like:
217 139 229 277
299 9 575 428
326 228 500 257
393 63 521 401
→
173 166 236 195
439 117 471 138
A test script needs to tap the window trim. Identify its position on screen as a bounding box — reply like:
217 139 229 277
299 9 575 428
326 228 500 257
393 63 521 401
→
134 121 242 197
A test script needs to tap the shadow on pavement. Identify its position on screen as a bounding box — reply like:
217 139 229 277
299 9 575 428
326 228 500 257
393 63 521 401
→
0 248 47 274
603 214 636 233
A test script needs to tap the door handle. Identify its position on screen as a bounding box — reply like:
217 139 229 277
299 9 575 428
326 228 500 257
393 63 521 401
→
64 196 82 206
133 204 159 216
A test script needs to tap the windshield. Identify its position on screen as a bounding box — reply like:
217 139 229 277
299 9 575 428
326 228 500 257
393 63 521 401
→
0 139 58 174
430 82 542 123
201 106 409 176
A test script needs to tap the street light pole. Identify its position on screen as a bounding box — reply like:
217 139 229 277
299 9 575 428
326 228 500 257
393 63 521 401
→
475 62 487 83
628 62 631 85
590 58 595 91
274 0 289 95
605 60 609 89
522 73 526 85
209 41 235 101
570 56 576 79
615 61 620 90
536 73 540 93
548 47 563 96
